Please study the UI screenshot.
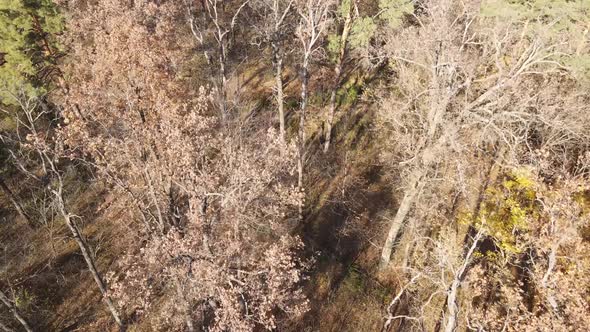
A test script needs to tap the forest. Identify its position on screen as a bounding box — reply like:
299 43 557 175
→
0 0 589 331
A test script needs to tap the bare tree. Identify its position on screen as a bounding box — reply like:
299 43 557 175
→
376 0 585 269
7 97 124 327
294 0 333 190
251 0 294 142
0 289 32 332
185 0 250 119
441 229 483 332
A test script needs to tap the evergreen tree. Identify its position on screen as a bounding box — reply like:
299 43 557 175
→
0 0 63 104
379 0 413 28
481 0 590 82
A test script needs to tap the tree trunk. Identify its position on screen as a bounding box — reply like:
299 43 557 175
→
541 242 561 317
0 176 33 228
272 42 286 143
0 290 33 332
296 54 311 220
379 171 424 270
186 318 195 332
436 158 497 332
55 191 124 327
442 230 482 332
219 40 228 120
324 1 354 153
144 168 165 234
298 55 310 191
31 14 54 59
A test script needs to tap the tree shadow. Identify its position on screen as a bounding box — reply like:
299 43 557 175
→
289 104 396 331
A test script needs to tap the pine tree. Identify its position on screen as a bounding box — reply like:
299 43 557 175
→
0 0 63 104
379 0 413 28
481 0 590 82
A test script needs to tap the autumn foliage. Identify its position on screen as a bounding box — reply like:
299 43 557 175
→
0 0 589 331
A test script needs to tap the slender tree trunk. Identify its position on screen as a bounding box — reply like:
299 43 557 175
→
298 55 310 191
383 273 421 331
31 15 54 58
379 188 419 270
442 230 482 332
296 55 311 219
272 41 286 142
0 290 33 332
434 158 497 332
219 40 228 120
0 176 33 228
144 168 165 234
324 1 354 153
186 318 195 332
55 191 123 327
379 171 424 270
541 242 561 316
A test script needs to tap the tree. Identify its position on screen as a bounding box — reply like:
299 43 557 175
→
57 0 203 234
294 0 333 191
0 0 63 104
1 93 124 327
376 0 590 269
251 0 295 142
479 0 590 82
465 158 590 331
0 288 32 332
57 0 310 329
184 0 251 120
376 3 590 330
57 0 193 118
65 67 308 331
64 76 308 329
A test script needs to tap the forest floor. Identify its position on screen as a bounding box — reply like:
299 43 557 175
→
0 170 125 331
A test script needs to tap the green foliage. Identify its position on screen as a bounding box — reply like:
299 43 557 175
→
338 0 353 18
349 16 376 49
342 265 365 293
327 33 341 62
481 0 590 83
473 169 539 254
338 82 360 106
14 288 36 312
0 0 63 104
329 0 377 61
285 97 299 110
481 0 590 23
565 54 590 85
378 0 413 28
